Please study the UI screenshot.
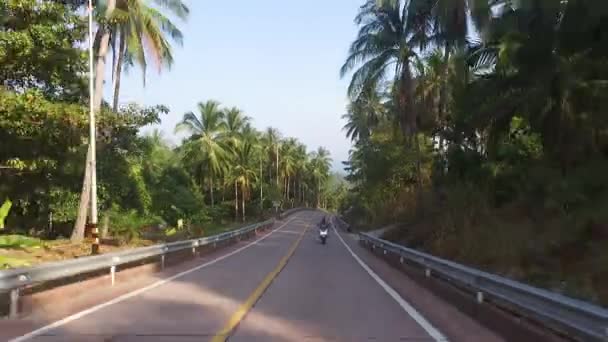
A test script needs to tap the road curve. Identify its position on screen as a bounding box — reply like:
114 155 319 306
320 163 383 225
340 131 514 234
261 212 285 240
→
7 211 452 342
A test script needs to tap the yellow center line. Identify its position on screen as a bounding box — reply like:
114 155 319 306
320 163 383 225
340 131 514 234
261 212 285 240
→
210 223 309 342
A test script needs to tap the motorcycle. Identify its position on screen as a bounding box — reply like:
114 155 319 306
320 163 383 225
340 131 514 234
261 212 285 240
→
319 224 329 245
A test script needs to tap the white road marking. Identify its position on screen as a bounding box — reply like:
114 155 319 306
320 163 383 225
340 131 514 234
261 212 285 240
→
9 215 302 342
333 226 448 342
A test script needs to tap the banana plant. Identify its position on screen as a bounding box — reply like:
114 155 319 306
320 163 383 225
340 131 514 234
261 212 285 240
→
0 199 12 230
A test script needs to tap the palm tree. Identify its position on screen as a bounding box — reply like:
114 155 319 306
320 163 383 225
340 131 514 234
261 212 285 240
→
341 0 425 205
342 88 384 143
222 107 251 147
461 1 608 172
176 100 228 207
309 147 332 208
262 127 281 186
293 143 308 204
232 140 258 221
404 0 491 147
280 139 298 203
109 0 189 111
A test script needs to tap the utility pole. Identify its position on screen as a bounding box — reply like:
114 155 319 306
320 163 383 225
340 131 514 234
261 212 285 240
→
87 0 99 254
90 0 116 254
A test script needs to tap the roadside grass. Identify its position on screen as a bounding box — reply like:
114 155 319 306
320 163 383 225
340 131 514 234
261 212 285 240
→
0 218 265 269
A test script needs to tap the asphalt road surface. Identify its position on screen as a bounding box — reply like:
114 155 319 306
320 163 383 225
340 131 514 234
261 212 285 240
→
5 211 501 342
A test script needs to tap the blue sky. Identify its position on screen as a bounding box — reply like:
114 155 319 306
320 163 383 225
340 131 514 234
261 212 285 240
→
107 0 363 171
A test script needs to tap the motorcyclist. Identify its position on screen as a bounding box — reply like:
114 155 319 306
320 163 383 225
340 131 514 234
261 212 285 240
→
319 216 329 230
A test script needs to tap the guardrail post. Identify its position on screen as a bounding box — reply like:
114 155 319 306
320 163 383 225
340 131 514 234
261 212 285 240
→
400 256 404 264
161 254 165 270
425 268 431 278
110 265 116 286
9 288 19 318
477 291 484 304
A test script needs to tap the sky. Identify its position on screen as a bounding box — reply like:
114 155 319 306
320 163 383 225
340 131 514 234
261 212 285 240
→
107 0 363 171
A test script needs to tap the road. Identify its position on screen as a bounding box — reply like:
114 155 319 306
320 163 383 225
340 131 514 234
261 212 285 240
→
5 211 501 342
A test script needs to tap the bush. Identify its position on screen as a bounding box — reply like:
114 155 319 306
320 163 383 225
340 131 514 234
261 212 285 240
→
105 205 164 244
0 234 42 249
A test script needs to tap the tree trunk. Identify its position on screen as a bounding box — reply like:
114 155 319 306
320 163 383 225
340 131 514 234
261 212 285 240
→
276 146 279 187
287 177 291 201
73 0 116 241
222 179 225 202
234 180 238 220
260 159 263 210
399 60 423 213
71 146 92 242
317 179 320 208
413 133 424 217
241 185 245 222
210 177 215 207
438 43 451 174
112 27 126 112
101 214 109 239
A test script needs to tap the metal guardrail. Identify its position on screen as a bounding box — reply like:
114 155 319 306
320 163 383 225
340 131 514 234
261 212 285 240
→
358 232 608 342
0 218 283 318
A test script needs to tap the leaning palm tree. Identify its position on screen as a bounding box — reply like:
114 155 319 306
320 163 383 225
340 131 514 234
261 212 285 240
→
109 0 189 111
176 100 228 207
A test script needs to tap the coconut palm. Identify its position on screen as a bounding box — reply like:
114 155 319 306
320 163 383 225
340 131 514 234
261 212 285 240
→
342 88 384 143
109 0 189 111
293 143 309 204
176 100 228 207
403 0 492 145
341 0 426 204
262 127 281 186
232 139 258 221
222 107 251 147
309 147 332 208
279 138 298 202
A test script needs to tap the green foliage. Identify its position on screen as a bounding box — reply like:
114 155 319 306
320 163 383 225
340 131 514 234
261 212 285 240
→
0 255 31 269
0 199 12 229
0 0 87 100
105 205 164 243
48 188 79 224
0 234 42 249
0 1 334 258
341 0 608 304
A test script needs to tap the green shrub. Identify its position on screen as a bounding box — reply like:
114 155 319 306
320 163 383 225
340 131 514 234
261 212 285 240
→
0 199 12 229
0 234 42 249
105 205 164 244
